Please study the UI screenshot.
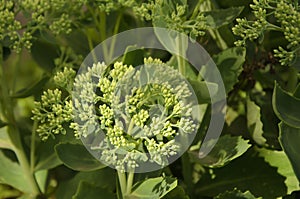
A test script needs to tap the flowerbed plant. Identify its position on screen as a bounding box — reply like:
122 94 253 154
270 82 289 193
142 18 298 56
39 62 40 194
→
0 0 300 199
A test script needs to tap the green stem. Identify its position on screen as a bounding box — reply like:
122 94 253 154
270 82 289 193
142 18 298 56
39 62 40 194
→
176 36 187 76
108 12 123 61
30 120 38 173
117 171 127 198
0 46 40 196
126 171 135 195
99 11 109 62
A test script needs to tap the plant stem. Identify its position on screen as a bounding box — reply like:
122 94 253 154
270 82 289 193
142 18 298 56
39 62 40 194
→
30 120 38 173
176 36 187 76
117 171 127 198
0 46 40 196
126 171 134 195
99 11 109 62
108 12 123 61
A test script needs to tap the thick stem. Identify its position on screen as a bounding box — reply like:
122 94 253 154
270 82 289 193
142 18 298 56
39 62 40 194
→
117 171 127 198
0 46 40 196
126 171 134 195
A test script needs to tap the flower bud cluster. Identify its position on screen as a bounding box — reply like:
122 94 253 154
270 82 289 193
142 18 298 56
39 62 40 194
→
32 89 73 141
233 0 300 66
72 57 198 171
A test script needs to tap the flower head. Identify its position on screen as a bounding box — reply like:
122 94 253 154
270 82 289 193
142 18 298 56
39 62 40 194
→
72 57 199 172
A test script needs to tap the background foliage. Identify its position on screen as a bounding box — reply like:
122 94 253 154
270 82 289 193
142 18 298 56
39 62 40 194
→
0 0 300 198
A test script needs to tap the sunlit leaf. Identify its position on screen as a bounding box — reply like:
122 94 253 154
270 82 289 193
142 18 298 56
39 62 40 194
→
129 177 177 199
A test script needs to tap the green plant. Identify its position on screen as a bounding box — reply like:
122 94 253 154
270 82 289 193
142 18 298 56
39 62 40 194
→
0 0 300 199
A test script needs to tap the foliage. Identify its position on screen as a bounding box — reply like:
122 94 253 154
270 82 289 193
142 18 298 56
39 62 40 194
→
0 0 300 199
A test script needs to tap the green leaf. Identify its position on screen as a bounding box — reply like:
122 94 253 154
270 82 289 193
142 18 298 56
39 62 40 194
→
195 150 287 198
203 7 244 29
0 127 14 150
214 189 258 199
11 76 49 98
122 45 145 66
34 170 48 194
72 181 116 199
31 39 59 72
258 147 300 194
55 168 115 199
189 135 250 168
247 99 267 146
162 185 189 199
0 150 31 193
0 184 21 199
279 122 300 182
0 120 7 128
55 142 106 171
213 47 246 94
188 79 218 104
129 177 177 199
272 83 300 128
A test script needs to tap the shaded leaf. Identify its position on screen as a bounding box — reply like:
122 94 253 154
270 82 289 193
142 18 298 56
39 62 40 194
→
279 122 300 182
130 177 177 199
163 185 189 199
188 79 218 104
11 76 49 98
215 189 257 199
189 135 250 168
204 7 244 29
258 147 300 194
55 142 106 171
55 168 115 199
272 83 300 128
247 99 267 145
213 47 246 94
0 120 7 128
122 45 145 66
31 39 59 72
72 181 116 199
195 150 287 198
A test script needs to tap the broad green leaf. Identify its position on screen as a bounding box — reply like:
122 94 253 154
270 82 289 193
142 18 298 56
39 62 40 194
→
247 99 267 146
55 168 115 199
122 46 145 66
31 39 59 72
214 189 258 199
258 147 300 194
34 137 62 171
0 127 14 150
129 177 177 199
34 170 48 193
0 120 7 128
188 79 218 104
163 185 189 199
189 135 250 168
195 150 287 198
72 181 116 199
0 150 31 193
273 83 300 128
0 184 21 199
65 30 90 56
55 142 106 171
279 122 300 182
213 47 246 94
203 7 244 29
11 76 49 98
167 55 198 80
